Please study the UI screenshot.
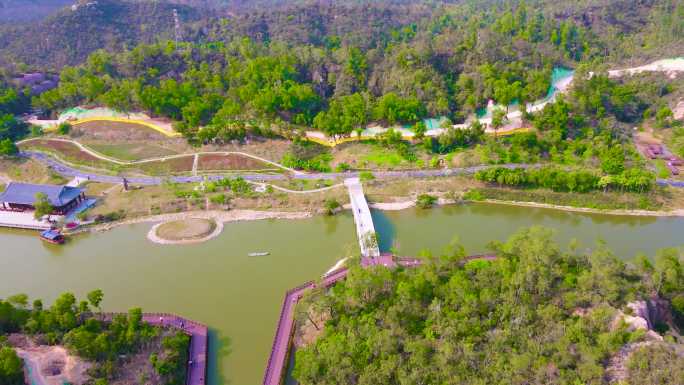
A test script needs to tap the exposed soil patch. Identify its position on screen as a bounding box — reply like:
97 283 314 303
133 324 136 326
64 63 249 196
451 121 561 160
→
71 120 168 141
8 334 91 385
198 153 270 171
201 138 291 163
674 100 684 121
294 309 330 349
134 156 195 175
155 218 217 241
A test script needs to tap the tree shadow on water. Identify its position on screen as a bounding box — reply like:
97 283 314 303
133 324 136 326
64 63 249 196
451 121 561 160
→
371 209 396 253
207 328 232 385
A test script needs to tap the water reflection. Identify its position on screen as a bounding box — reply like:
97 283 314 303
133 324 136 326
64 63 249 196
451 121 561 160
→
371 209 396 253
207 329 232 385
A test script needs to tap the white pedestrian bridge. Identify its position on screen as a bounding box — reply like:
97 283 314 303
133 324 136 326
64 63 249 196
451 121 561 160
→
344 178 380 258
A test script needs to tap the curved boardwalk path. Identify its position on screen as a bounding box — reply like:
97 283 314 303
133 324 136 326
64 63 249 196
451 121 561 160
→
262 255 423 385
262 267 349 385
101 312 207 385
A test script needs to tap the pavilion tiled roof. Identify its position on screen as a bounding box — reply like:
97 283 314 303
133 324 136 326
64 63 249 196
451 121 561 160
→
0 182 82 207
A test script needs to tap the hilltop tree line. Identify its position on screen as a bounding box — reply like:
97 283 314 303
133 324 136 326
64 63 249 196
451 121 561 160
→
0 290 189 385
475 166 655 193
29 0 607 144
0 79 30 156
293 227 684 385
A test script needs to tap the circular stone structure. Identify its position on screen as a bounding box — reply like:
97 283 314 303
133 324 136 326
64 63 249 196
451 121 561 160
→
148 218 223 245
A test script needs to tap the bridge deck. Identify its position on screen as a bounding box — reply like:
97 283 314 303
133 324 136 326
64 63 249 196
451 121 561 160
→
345 178 380 258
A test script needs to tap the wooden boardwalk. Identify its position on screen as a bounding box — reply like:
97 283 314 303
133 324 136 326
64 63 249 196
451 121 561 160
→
260 253 499 385
262 255 425 385
261 267 349 385
100 312 207 385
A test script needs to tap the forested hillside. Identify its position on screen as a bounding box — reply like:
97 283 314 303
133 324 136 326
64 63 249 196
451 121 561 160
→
1 0 683 70
293 228 684 385
0 0 72 23
0 0 201 70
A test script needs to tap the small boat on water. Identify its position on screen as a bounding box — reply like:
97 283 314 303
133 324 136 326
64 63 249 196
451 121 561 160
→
40 229 65 244
248 252 270 257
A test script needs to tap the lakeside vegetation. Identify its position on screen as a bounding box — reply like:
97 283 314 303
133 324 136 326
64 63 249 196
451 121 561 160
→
0 290 189 385
293 227 684 385
0 1 681 220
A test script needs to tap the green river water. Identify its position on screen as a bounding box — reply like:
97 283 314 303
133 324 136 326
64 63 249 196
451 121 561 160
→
1 203 683 385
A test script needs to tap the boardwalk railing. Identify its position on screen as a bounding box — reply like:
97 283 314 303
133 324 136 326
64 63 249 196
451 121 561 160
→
262 267 350 385
96 312 208 385
0 221 51 230
261 254 500 385
262 257 420 385
345 178 380 258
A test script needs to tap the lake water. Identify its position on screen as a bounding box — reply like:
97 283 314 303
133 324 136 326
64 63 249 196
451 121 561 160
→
1 203 683 385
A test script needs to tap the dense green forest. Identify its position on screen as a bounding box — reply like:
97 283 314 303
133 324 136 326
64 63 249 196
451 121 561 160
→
22 0 681 140
293 227 684 385
0 78 29 155
0 0 682 175
0 290 189 385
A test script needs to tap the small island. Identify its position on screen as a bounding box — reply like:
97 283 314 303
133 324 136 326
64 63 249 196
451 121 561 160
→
149 218 221 245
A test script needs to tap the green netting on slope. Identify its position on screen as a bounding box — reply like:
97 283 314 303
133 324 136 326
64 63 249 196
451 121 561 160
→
423 116 450 130
58 106 128 121
475 66 575 119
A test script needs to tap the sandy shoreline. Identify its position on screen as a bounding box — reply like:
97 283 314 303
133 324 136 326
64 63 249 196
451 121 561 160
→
476 199 684 217
68 197 684 242
73 209 313 236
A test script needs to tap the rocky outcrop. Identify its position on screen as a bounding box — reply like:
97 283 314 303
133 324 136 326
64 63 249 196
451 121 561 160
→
605 299 674 383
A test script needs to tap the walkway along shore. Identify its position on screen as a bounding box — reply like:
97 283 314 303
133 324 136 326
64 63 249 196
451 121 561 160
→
99 312 208 385
262 255 422 385
23 150 684 189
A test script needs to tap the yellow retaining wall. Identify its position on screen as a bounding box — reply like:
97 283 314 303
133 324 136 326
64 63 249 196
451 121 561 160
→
45 117 183 138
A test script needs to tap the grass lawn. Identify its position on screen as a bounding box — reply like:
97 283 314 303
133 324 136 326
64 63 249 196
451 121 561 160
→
362 147 405 167
83 182 118 196
19 139 115 170
155 218 216 240
0 157 68 185
467 186 667 211
332 142 418 170
85 142 178 161
655 159 671 178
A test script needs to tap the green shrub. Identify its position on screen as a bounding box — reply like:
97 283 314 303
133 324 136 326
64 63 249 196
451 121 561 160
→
95 210 126 223
57 122 72 135
324 198 341 215
463 189 484 201
359 171 374 182
416 194 437 209
336 162 351 172
210 194 228 205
